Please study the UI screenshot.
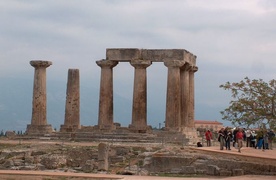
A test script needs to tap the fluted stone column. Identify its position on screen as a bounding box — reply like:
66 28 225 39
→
180 63 190 128
96 60 118 130
26 60 52 134
164 60 185 130
188 66 198 128
60 69 80 132
129 60 151 132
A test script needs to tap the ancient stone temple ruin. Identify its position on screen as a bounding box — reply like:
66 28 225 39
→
96 48 198 133
26 48 198 138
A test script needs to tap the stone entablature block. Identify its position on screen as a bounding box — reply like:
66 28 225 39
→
106 48 141 61
106 48 196 63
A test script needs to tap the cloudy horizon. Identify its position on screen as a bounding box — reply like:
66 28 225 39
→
1 0 276 130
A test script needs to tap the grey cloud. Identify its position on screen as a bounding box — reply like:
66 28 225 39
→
1 0 276 127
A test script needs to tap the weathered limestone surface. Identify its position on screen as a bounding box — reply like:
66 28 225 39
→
141 49 189 62
106 48 194 62
98 48 198 134
26 60 52 135
98 143 109 171
96 60 118 130
164 60 185 130
129 60 151 132
60 69 80 132
106 48 141 61
0 141 275 176
180 64 190 127
188 66 198 128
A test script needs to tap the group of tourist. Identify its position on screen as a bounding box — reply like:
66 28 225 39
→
204 127 275 153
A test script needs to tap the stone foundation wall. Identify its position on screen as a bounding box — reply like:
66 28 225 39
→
0 143 275 177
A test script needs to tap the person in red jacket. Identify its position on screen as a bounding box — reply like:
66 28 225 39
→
205 129 212 147
236 128 244 153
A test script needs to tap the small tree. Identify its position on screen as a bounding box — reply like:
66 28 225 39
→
220 77 276 129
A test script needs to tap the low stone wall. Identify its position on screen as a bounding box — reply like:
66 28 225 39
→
0 142 275 177
145 155 276 176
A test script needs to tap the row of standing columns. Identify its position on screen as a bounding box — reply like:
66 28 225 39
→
96 57 197 132
26 60 81 134
26 49 197 134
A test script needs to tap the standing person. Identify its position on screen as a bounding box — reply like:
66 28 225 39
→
250 131 257 148
205 129 212 147
232 127 238 148
245 129 251 147
225 129 232 150
223 127 229 149
236 128 243 153
267 130 275 150
263 130 269 150
218 128 225 150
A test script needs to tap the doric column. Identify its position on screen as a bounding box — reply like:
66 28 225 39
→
26 60 52 134
96 60 118 130
180 63 190 128
60 69 80 132
164 60 185 130
188 66 198 128
129 60 151 132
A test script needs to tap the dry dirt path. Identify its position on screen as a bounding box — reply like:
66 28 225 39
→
0 170 275 180
191 145 276 166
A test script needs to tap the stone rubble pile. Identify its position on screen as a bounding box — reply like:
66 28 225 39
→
0 143 275 177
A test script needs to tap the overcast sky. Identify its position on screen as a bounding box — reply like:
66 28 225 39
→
1 0 276 127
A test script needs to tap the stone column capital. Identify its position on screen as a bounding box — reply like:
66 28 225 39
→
181 63 192 71
190 66 198 73
30 60 52 68
96 60 118 68
164 60 185 68
130 60 152 69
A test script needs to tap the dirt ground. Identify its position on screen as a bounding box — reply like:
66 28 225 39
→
0 171 275 180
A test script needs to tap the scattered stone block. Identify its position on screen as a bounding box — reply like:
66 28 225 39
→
207 165 220 176
13 159 24 166
3 160 14 168
181 166 196 174
232 169 244 176
171 168 182 174
98 143 109 171
193 162 206 170
5 131 16 138
36 163 46 170
110 156 125 163
196 169 206 174
219 169 232 176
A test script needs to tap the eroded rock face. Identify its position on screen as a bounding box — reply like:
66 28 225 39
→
40 154 67 169
0 143 275 177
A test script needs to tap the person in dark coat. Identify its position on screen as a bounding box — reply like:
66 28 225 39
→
225 129 233 150
218 128 225 150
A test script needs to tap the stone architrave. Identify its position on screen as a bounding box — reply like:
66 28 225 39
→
96 60 118 130
180 63 190 127
188 66 198 128
26 60 53 134
164 60 185 130
129 60 152 132
60 69 80 132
